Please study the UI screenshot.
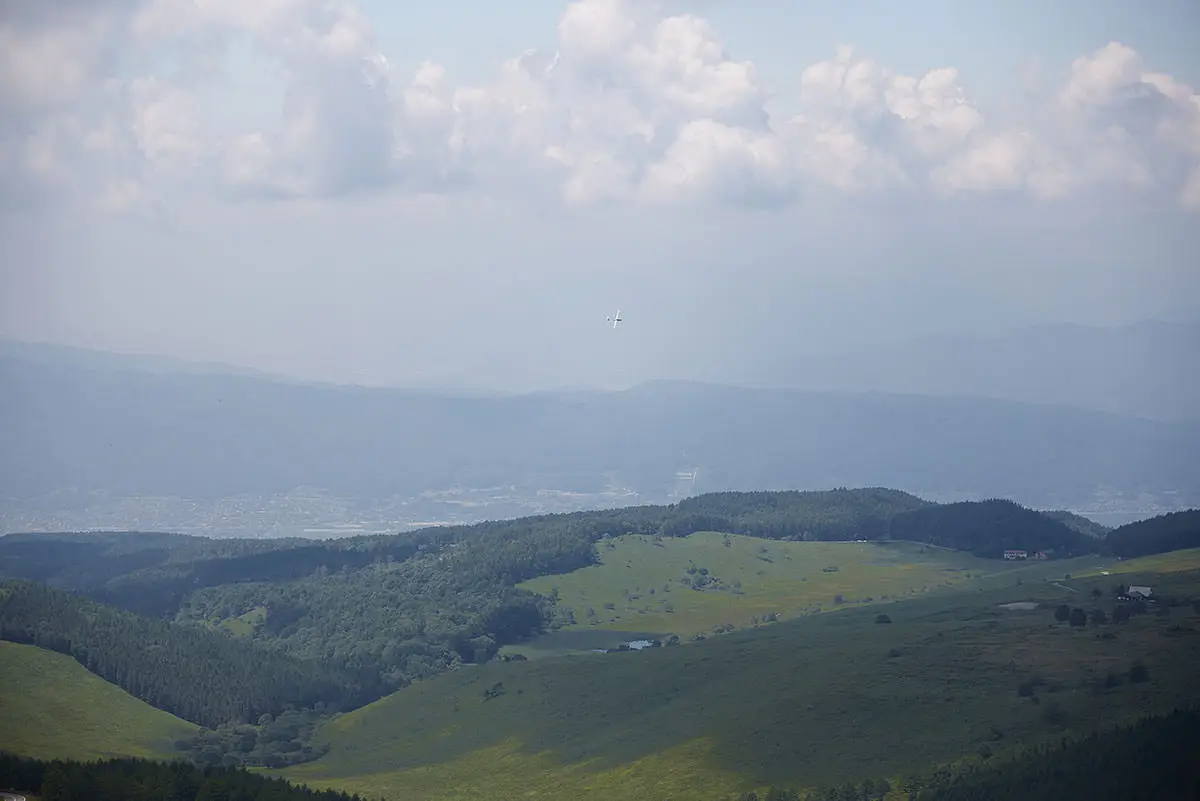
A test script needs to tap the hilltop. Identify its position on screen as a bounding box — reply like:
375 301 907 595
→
1105 509 1200 558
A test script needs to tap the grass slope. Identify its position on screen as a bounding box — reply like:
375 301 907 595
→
520 534 1015 641
0 641 197 761
281 564 1200 801
1072 547 1200 578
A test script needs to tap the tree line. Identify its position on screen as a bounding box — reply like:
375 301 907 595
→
1104 509 1200 559
0 580 383 728
0 752 369 801
888 499 1094 558
733 706 1200 801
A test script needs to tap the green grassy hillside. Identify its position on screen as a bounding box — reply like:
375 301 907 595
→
1073 546 1200 578
280 565 1200 801
519 534 1028 642
0 641 197 761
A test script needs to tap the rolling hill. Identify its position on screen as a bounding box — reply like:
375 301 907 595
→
2 501 1199 798
0 492 1104 694
1104 509 1200 559
0 640 197 761
0 580 383 728
518 535 1024 643
278 566 1200 800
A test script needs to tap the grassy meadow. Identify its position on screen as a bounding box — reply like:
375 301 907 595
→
280 564 1200 801
0 641 197 761
1070 546 1200 579
517 533 1050 642
212 605 267 637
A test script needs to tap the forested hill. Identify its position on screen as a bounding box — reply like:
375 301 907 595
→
661 488 931 539
0 491 1101 633
1104 509 1200 558
889 499 1096 557
0 489 1096 708
0 581 382 728
1042 510 1112 538
908 706 1200 801
740 706 1200 801
0 531 311 606
0 752 367 801
0 489 931 616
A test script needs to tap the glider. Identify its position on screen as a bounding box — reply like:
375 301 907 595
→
606 309 623 329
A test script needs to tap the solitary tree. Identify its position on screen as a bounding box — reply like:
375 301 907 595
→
1054 604 1071 622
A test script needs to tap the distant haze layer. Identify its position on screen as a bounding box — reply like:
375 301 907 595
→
2 349 1197 536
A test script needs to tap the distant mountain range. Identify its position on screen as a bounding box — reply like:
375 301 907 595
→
749 320 1199 423
2 339 1198 527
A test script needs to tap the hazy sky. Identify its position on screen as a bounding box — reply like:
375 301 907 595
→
2 0 1199 391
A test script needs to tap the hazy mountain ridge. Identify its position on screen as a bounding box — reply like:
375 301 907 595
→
0 337 293 383
757 320 1200 423
2 349 1198 535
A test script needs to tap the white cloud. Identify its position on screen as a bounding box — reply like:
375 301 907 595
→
1 0 1199 213
786 46 986 194
1047 42 1200 199
639 119 793 206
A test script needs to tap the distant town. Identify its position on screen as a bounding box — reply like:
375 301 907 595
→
0 483 1188 539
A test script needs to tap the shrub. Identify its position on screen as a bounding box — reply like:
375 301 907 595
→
1042 701 1068 726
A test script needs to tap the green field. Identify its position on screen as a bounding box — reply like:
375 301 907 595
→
211 605 267 637
0 641 198 761
281 565 1200 801
1071 547 1200 579
519 533 1043 641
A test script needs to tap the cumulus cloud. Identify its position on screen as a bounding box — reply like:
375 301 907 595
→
1 0 1199 212
784 46 985 194
1055 43 1200 202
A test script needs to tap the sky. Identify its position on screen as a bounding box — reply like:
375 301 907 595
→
1 0 1199 392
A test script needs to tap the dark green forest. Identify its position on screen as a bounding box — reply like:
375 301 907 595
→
888 499 1093 557
658 488 931 539
1104 509 1200 558
0 752 368 801
735 707 1200 801
174 707 332 769
907 705 1200 801
1041 510 1112 538
0 581 382 728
